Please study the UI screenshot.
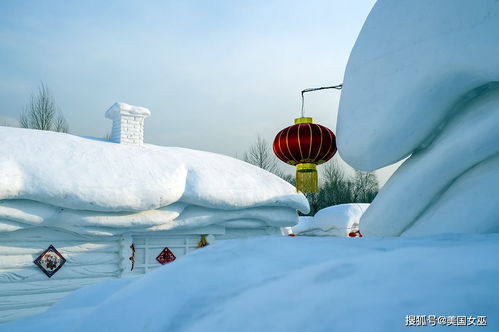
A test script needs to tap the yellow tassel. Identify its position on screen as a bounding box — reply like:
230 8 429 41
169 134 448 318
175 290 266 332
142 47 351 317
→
296 163 318 193
198 234 208 248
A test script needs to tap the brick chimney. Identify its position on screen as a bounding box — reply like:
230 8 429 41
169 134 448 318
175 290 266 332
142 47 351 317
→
105 102 151 145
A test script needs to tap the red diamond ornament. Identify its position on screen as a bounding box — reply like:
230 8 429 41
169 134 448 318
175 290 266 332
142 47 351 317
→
33 245 66 278
156 247 176 265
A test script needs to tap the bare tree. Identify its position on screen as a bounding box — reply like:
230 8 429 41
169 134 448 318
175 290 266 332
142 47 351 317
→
19 83 69 133
352 170 379 202
312 160 356 213
242 135 295 184
304 161 378 215
243 136 280 174
279 173 295 186
54 115 69 133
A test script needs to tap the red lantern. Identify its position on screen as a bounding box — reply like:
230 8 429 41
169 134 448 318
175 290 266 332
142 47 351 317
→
273 117 337 193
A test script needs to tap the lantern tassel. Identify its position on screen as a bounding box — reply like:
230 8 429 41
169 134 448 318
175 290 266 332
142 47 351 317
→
198 234 208 248
296 163 318 193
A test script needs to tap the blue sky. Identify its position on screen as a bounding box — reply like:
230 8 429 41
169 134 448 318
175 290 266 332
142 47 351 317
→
0 1 391 180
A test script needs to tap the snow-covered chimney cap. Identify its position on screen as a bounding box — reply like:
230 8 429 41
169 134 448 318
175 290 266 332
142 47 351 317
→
105 102 151 120
105 102 151 145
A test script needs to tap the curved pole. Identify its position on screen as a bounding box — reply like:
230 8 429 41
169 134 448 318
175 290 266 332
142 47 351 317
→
301 84 343 118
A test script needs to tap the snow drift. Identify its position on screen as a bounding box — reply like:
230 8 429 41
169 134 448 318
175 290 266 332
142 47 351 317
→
0 127 309 235
291 203 368 236
2 234 497 332
337 0 499 236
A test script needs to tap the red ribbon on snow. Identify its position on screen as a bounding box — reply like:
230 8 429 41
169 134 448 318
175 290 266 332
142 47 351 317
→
348 231 363 238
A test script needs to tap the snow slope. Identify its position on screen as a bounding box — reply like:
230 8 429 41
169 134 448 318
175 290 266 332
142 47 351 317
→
292 203 368 236
0 127 308 234
2 234 497 332
336 0 499 236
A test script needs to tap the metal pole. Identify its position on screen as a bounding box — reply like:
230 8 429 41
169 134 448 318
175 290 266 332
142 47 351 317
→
301 84 343 118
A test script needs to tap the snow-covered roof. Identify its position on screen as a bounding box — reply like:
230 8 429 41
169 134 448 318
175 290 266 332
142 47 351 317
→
0 126 307 213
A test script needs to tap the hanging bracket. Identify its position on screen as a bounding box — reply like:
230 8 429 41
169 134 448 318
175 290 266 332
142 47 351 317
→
301 84 343 117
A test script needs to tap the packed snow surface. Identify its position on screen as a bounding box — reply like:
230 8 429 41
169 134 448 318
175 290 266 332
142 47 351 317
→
336 0 499 236
0 127 308 234
292 203 368 236
2 234 497 331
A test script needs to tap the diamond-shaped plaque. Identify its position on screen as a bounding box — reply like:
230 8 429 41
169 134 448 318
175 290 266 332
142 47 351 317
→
33 245 66 278
156 247 176 265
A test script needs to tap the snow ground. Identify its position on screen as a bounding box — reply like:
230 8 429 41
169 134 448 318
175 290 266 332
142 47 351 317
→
2 234 497 332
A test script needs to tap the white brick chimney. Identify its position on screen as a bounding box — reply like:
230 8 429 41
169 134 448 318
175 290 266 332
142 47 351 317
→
105 102 151 145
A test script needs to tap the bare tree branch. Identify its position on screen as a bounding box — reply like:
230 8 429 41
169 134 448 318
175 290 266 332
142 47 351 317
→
352 170 379 203
305 160 379 215
243 136 279 174
19 83 69 133
54 114 69 133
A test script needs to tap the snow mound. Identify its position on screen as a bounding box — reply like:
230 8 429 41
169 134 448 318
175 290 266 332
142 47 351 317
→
2 234 497 331
292 203 368 236
0 126 307 213
0 127 308 234
337 0 499 236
